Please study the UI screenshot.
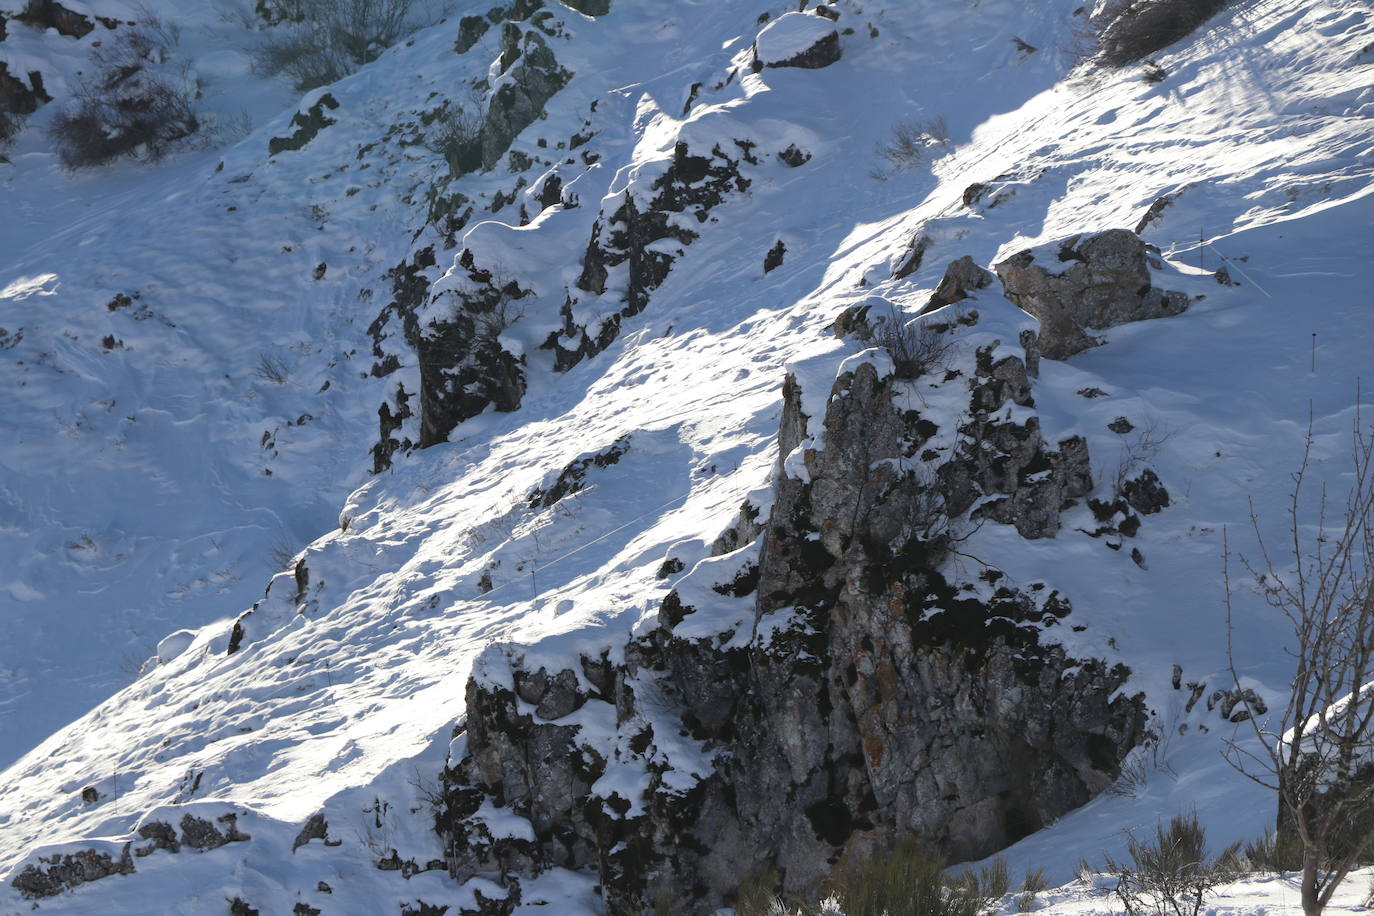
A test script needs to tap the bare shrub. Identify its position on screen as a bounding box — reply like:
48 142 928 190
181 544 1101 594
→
255 0 415 90
1113 418 1173 501
1223 404 1374 915
269 541 298 570
949 855 1010 912
1017 867 1050 912
1104 812 1241 916
733 869 786 916
48 22 199 168
255 353 289 384
876 115 949 173
1090 0 1229 68
875 307 959 380
422 98 485 177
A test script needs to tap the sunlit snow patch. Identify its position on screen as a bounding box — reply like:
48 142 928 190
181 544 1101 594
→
0 274 59 300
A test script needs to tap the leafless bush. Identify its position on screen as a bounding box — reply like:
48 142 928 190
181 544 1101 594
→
255 353 289 384
206 109 254 146
1241 827 1303 875
48 23 200 168
255 0 416 90
422 99 485 177
1224 404 1374 916
1104 812 1241 916
1107 730 1177 799
1113 418 1173 501
876 307 958 380
1088 0 1229 68
876 115 949 173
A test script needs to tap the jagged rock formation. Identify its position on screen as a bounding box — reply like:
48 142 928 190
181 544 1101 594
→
560 138 754 364
478 21 571 171
416 251 531 448
436 318 1146 913
994 229 1189 360
373 129 758 462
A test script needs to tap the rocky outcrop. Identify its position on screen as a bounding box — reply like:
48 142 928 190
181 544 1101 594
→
10 807 257 898
268 94 340 155
753 11 843 70
438 329 1144 913
478 25 570 171
994 229 1189 360
443 9 572 175
14 1 114 39
1094 0 1228 67
11 845 134 899
368 248 434 471
548 138 753 370
0 62 50 117
366 243 531 462
925 255 995 312
416 250 530 448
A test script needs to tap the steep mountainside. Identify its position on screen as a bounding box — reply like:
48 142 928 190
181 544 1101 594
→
1 0 1373 913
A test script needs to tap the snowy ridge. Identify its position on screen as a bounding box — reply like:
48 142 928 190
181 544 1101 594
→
0 0 1372 912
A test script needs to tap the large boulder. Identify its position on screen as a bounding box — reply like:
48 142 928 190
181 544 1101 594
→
753 11 842 70
994 229 1188 360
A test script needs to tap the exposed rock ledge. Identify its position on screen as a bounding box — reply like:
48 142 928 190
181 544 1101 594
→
435 309 1147 914
995 228 1189 360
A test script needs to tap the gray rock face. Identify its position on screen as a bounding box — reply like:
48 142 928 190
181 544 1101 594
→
415 251 530 448
994 229 1189 360
925 255 995 312
134 822 180 857
438 332 1144 914
179 812 250 850
938 343 1094 540
479 28 570 172
292 813 330 852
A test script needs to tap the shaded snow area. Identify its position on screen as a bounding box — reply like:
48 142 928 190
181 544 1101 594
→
0 0 1371 913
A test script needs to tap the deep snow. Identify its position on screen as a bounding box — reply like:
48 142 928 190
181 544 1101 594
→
0 0 1372 912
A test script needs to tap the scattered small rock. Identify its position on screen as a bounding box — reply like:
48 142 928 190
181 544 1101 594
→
763 239 786 273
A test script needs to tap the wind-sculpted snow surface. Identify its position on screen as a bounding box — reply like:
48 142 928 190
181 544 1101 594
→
0 0 1372 912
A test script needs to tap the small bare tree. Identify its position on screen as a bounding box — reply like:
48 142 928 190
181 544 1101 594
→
1224 401 1374 916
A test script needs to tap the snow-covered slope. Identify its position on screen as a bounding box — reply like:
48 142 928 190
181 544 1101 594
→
1 0 1372 912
